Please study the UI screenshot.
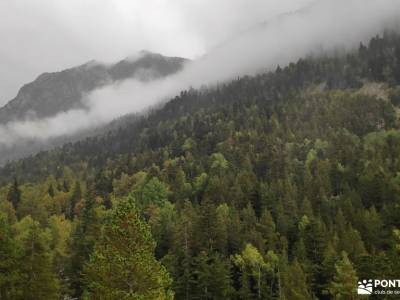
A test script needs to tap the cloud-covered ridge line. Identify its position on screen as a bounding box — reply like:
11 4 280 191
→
0 0 400 149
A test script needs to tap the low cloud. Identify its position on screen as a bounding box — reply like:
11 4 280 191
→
0 0 312 104
0 0 400 149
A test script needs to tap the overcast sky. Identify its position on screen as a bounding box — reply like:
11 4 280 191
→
0 0 314 104
1 0 399 149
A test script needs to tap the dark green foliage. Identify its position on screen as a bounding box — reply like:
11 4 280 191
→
7 178 21 210
17 217 60 300
68 186 100 298
48 184 55 197
2 31 400 184
1 31 400 299
0 213 20 300
282 259 312 300
329 252 358 300
67 181 82 220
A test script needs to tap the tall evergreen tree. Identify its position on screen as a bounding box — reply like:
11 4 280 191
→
84 194 174 299
282 259 312 300
16 216 59 300
193 251 233 299
7 178 21 210
68 185 99 298
0 213 20 300
329 252 358 300
67 181 81 220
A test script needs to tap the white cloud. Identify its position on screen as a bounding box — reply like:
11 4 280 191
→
0 0 312 104
0 0 399 149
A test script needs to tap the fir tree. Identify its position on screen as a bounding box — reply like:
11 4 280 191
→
329 251 358 300
16 216 59 300
7 178 21 210
84 194 174 299
282 259 312 300
0 213 20 300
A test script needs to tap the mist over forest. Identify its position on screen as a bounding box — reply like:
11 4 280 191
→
0 1 400 299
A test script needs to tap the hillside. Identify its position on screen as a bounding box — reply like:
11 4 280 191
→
0 52 188 164
0 31 400 299
2 31 400 183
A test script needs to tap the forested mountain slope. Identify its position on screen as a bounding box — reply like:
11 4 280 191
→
0 31 400 299
2 31 400 184
0 51 188 165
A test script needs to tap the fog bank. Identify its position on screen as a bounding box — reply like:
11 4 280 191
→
0 0 399 148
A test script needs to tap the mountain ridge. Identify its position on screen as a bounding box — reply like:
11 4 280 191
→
1 29 400 300
1 30 399 184
0 52 188 125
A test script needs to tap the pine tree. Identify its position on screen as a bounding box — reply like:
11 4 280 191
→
257 208 278 251
168 200 197 300
208 253 233 299
84 194 174 299
62 179 70 192
67 181 81 220
304 219 327 265
68 185 99 297
194 251 232 300
303 218 328 297
148 201 177 258
194 251 214 299
16 216 59 300
214 204 230 254
7 178 21 210
329 251 358 300
94 169 113 197
282 259 312 300
48 184 55 197
0 213 20 300
140 177 168 209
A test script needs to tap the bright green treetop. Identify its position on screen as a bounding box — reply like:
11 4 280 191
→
84 194 174 300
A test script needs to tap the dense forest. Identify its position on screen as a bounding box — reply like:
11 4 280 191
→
1 30 400 299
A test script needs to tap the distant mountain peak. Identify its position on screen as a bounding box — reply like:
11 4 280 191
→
109 51 188 82
0 52 188 125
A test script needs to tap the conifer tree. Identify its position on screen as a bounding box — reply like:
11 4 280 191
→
329 251 358 300
84 194 173 300
7 178 21 210
0 213 20 300
67 181 81 220
68 185 99 297
16 216 59 300
194 251 232 300
48 184 55 197
282 259 312 300
140 177 168 209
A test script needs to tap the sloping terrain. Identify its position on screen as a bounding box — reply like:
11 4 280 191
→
0 52 188 164
0 51 187 124
1 31 400 299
